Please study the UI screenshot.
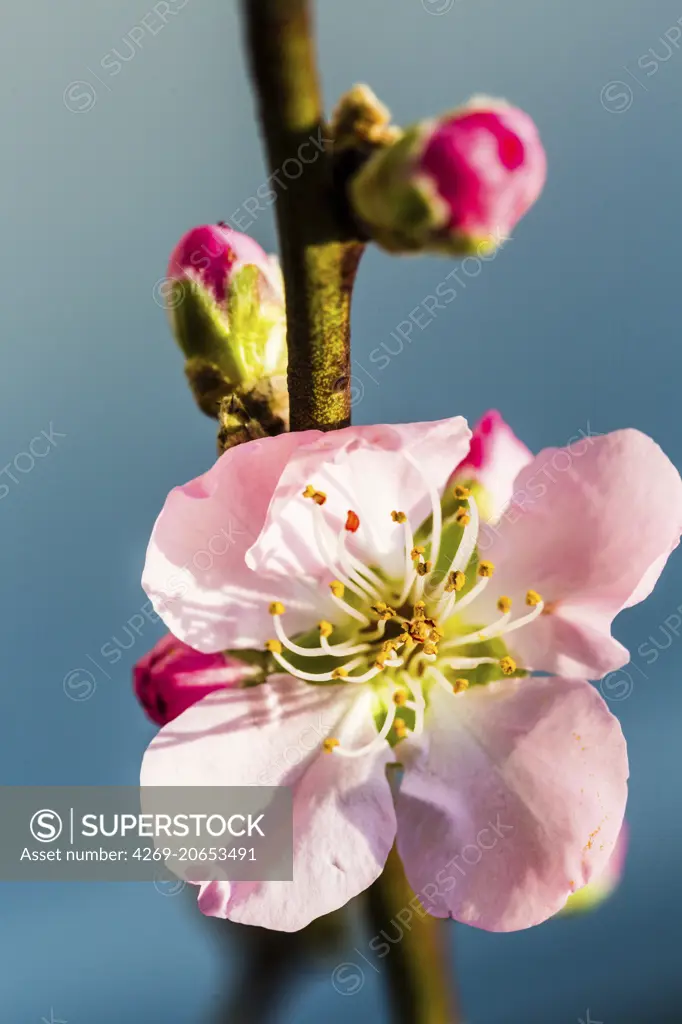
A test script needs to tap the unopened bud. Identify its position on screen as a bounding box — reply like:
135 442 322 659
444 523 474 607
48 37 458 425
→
350 97 546 256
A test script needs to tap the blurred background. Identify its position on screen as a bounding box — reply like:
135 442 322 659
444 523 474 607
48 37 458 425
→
2 0 682 1019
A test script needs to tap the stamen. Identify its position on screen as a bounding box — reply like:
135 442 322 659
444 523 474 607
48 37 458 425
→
329 590 370 625
500 656 517 676
432 494 480 604
452 677 469 693
393 689 409 706
477 561 495 578
444 570 466 593
272 614 370 659
302 484 327 505
455 508 471 527
391 510 407 523
323 738 340 753
442 656 499 670
265 639 283 654
497 596 512 614
270 650 365 682
526 589 543 607
269 601 286 615
318 620 333 638
332 686 399 758
453 484 471 499
404 450 443 572
397 515 418 606
345 510 360 533
406 674 425 737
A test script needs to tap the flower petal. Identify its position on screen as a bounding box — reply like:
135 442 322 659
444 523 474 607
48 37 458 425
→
141 676 397 931
142 431 324 652
479 429 682 676
450 409 533 522
396 676 628 932
249 417 471 581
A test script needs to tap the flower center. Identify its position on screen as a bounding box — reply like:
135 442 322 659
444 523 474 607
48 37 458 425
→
262 478 544 757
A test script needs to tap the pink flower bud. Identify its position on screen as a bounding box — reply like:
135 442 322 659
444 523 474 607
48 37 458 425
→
350 98 546 255
133 634 251 726
168 223 276 305
420 101 546 247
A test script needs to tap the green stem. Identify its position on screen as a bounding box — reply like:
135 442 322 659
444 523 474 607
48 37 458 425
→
240 0 364 432
366 846 463 1024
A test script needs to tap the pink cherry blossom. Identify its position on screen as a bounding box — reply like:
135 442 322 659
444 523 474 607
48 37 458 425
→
134 633 251 726
419 99 547 247
141 415 682 931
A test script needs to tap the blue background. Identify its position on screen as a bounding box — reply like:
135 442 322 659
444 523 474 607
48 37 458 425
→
2 0 681 1020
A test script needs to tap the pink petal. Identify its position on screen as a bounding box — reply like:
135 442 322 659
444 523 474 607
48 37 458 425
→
396 676 628 932
133 633 252 726
142 431 323 653
479 429 682 676
249 417 471 580
450 409 533 522
141 676 396 931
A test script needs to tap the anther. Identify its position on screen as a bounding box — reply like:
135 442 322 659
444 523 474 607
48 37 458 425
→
391 510 407 523
332 667 348 679
393 690 409 706
526 589 543 607
345 510 360 533
372 602 396 620
497 596 512 614
452 678 469 693
478 561 495 578
265 639 283 654
414 600 426 617
269 601 285 616
329 580 345 598
453 484 471 499
318 620 333 638
302 484 327 505
410 545 425 561
500 656 517 676
416 561 432 577
394 719 408 740
323 738 340 753
455 508 471 526
423 641 439 656
445 570 466 593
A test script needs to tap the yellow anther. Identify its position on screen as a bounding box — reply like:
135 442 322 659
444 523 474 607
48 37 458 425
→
416 560 432 577
423 641 439 656
455 508 471 526
453 484 471 499
391 510 407 523
445 570 466 593
526 589 543 607
394 719 409 740
372 602 396 620
414 600 426 616
329 580 345 598
478 561 495 578
265 639 283 654
452 678 470 694
381 639 399 654
323 737 340 753
318 620 333 638
332 667 348 679
397 632 410 644
497 595 512 614
269 601 285 616
500 656 517 676
393 690 409 706
410 545 425 560
374 658 387 670
302 484 327 505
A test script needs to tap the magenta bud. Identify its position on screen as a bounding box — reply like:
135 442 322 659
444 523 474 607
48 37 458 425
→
133 634 252 726
350 97 547 256
168 223 276 306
